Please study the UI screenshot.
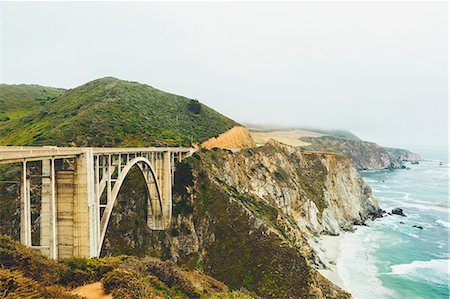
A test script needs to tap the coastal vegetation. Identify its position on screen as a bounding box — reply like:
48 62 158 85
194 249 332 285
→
0 84 65 123
0 78 237 147
0 235 253 298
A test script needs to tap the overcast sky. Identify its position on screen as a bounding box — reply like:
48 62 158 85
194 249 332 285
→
1 1 448 152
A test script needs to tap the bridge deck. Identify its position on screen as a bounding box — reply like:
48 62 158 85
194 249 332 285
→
0 146 194 164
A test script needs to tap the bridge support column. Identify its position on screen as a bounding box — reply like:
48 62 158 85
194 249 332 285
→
73 151 95 257
20 161 31 246
40 159 51 257
161 152 172 228
147 174 161 229
56 151 95 259
56 170 75 258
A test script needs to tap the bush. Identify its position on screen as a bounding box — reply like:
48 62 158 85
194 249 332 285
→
187 99 202 114
202 291 255 299
102 268 160 299
60 255 126 286
0 235 66 285
0 269 79 299
0 268 44 298
133 257 201 298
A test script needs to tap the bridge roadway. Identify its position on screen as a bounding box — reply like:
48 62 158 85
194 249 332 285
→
0 146 195 259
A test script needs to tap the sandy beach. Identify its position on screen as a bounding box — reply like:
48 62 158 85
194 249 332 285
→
318 235 347 291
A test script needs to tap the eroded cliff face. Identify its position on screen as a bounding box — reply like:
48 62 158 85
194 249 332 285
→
203 139 379 237
385 147 421 164
300 136 421 170
103 140 381 298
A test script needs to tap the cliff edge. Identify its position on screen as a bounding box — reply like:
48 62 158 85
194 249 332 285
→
101 139 381 298
300 136 421 170
201 126 256 149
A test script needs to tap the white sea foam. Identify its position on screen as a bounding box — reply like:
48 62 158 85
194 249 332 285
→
337 229 394 299
358 160 449 297
400 201 449 213
435 219 450 228
390 259 450 283
374 196 449 213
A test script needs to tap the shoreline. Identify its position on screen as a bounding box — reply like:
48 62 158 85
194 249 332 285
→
317 234 347 291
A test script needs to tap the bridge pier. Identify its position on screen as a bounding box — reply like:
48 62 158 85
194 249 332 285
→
40 159 51 257
55 152 93 259
56 170 75 258
20 161 31 246
73 151 93 258
161 152 172 228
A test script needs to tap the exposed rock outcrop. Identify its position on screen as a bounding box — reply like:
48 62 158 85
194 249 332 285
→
102 139 381 298
300 136 421 170
384 147 422 164
391 208 407 217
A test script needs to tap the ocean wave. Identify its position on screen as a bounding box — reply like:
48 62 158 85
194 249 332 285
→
376 190 410 197
390 259 450 278
337 230 395 298
435 219 450 228
379 197 450 213
374 197 449 213
400 201 449 213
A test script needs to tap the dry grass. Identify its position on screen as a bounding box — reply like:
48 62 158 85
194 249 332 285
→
249 129 324 147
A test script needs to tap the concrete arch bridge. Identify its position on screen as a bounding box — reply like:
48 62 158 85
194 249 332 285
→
0 146 194 259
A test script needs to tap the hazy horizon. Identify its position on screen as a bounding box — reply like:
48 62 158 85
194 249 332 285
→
1 1 448 153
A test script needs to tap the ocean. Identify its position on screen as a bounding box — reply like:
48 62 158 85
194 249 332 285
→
337 154 449 298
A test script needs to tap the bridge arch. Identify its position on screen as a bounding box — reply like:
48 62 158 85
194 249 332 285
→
97 156 164 256
0 146 193 259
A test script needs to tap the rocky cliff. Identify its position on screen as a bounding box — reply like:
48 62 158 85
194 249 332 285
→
384 147 422 164
102 140 381 298
300 136 421 170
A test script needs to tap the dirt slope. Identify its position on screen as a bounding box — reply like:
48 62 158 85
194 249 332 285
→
202 126 256 149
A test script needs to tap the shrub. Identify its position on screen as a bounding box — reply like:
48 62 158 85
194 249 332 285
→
125 257 201 298
0 268 44 298
187 99 202 114
102 268 159 299
202 291 255 299
0 235 66 285
60 255 126 286
0 269 79 299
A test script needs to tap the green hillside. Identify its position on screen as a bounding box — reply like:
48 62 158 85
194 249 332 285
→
302 128 361 141
0 77 238 147
0 84 65 122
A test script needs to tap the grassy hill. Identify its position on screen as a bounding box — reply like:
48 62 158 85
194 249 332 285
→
0 77 238 147
0 84 65 123
302 128 362 141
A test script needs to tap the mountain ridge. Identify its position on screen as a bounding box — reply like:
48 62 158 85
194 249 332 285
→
0 77 238 147
0 83 65 123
